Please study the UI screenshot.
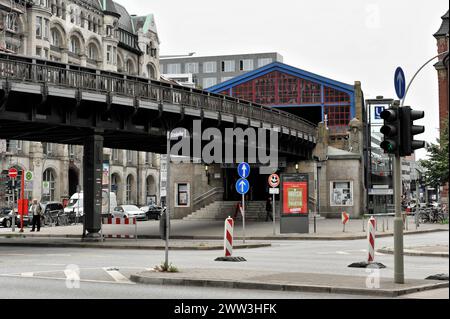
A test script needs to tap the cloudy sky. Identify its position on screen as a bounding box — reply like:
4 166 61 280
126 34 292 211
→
118 0 448 159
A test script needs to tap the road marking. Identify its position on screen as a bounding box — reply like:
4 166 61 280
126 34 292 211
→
36 263 67 266
103 267 133 284
20 272 34 277
0 273 134 285
335 251 350 255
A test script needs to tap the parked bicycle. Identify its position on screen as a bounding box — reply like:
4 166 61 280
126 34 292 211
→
417 207 446 224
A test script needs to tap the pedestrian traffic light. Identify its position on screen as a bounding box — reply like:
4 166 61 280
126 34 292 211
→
380 108 400 155
400 106 425 156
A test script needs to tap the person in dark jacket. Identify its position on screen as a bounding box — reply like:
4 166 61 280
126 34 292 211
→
30 199 42 232
265 197 273 222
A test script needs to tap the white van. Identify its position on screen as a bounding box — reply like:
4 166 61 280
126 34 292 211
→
64 191 118 217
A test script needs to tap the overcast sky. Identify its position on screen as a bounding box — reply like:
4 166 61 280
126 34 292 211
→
118 0 448 159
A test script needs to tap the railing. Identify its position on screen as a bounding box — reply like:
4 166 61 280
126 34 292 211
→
0 54 317 137
193 187 224 212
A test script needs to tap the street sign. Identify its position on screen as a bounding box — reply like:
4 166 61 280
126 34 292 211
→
268 174 280 188
25 171 33 182
394 67 406 100
269 188 279 195
235 178 249 195
8 168 18 179
237 162 250 179
342 212 349 224
42 181 50 195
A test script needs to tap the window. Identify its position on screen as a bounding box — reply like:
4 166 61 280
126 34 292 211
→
127 150 135 163
44 48 49 59
106 45 112 63
68 145 75 158
203 61 216 73
35 47 42 57
166 63 181 74
70 37 80 54
6 140 22 153
145 153 152 165
221 76 233 82
324 105 350 127
112 149 120 161
330 181 353 206
176 183 189 207
257 58 272 67
202 77 217 89
36 16 42 37
88 44 97 60
221 60 235 72
43 18 50 39
185 62 199 74
51 29 60 47
43 142 54 156
126 175 133 204
240 59 254 71
43 169 56 201
5 13 17 32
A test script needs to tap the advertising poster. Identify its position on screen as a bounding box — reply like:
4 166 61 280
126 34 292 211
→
282 181 308 214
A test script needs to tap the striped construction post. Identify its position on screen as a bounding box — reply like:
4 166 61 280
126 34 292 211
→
224 216 234 257
367 216 376 263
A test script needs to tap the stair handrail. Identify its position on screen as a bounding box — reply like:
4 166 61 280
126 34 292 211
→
193 187 224 206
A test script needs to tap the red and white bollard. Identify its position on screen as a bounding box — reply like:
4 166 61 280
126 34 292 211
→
367 216 376 263
224 216 234 257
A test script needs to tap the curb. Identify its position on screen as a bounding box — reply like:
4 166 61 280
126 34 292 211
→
377 248 449 258
129 274 449 298
0 241 271 251
0 228 446 241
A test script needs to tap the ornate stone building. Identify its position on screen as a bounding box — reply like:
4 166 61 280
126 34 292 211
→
0 0 161 207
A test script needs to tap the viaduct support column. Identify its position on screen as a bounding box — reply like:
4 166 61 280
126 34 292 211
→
83 134 103 240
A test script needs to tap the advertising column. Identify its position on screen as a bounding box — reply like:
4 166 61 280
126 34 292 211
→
280 174 309 233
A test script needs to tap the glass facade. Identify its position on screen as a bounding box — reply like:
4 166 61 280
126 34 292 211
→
224 70 352 127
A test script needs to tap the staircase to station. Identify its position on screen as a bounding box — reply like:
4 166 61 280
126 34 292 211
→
183 201 276 221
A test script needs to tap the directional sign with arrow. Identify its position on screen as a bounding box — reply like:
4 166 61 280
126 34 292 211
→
237 162 250 179
235 178 250 195
394 67 406 100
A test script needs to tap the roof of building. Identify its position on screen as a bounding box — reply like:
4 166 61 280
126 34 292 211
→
434 10 449 37
99 0 120 17
207 61 355 94
114 2 135 33
79 0 102 11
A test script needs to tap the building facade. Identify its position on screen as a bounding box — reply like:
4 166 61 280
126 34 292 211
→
433 10 449 208
160 52 283 89
0 0 162 207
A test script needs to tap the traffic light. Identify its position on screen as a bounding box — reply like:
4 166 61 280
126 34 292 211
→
400 106 425 156
380 108 401 155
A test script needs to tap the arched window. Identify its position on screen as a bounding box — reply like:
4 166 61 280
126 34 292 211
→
126 175 133 204
146 176 156 204
51 28 61 47
88 43 98 60
69 36 80 54
147 64 156 79
43 169 56 201
126 59 135 75
111 174 119 196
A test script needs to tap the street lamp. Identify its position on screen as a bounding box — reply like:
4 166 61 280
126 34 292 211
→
295 163 299 173
205 164 210 185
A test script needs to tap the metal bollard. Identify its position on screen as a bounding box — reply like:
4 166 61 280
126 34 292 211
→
382 218 385 232
362 215 365 232
386 218 389 231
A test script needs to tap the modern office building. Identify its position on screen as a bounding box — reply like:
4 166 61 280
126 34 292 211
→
0 0 161 207
160 52 283 89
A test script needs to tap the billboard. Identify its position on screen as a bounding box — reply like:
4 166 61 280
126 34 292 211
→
281 174 309 215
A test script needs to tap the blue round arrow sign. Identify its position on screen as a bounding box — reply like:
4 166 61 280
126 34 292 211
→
237 162 250 179
235 178 250 195
394 67 406 100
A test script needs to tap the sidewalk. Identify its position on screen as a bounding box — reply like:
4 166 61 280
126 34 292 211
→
130 268 449 298
0 217 447 241
378 245 449 257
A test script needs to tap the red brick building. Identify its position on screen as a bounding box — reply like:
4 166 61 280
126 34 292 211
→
433 10 449 208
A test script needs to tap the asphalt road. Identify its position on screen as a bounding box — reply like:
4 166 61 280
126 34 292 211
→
0 232 447 299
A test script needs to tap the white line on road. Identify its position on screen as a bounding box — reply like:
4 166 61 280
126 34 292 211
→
102 267 133 284
20 272 34 277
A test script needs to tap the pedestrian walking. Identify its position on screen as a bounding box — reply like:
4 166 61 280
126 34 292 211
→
265 197 273 222
30 199 42 232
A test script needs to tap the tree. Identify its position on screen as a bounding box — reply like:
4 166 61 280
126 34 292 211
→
419 119 449 188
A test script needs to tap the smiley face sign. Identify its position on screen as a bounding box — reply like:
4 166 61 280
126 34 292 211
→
268 174 280 188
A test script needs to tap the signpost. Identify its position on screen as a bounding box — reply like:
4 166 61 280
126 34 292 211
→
342 211 349 232
394 67 406 100
236 163 250 243
268 173 280 235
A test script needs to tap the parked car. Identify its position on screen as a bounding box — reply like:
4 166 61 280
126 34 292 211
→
112 205 147 221
64 191 118 220
0 207 31 228
140 205 162 220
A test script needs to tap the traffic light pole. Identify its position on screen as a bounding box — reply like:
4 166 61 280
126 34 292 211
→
393 155 404 284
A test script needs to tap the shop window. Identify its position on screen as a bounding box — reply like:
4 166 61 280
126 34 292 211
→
330 181 353 206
